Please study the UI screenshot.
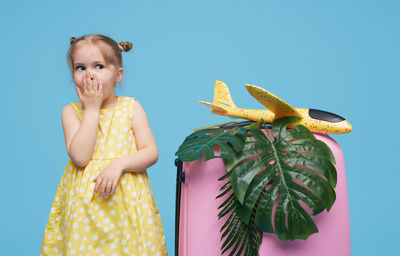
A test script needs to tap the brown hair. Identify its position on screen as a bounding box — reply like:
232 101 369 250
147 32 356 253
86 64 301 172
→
66 34 132 72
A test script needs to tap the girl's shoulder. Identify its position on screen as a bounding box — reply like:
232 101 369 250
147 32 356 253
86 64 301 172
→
62 101 83 121
70 100 83 112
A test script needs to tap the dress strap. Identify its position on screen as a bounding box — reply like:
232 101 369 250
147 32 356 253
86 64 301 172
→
129 97 136 125
71 101 83 121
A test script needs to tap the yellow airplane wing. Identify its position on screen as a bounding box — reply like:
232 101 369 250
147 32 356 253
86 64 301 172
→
245 84 302 118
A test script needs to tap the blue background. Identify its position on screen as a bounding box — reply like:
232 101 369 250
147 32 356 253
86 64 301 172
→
1 0 398 255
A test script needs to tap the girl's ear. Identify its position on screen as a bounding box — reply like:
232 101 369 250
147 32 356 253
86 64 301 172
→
115 67 124 83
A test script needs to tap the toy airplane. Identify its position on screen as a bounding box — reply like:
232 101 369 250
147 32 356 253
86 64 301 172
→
199 80 352 134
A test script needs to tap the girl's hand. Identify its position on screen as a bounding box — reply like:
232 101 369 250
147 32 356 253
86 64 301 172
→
93 162 124 199
76 72 103 112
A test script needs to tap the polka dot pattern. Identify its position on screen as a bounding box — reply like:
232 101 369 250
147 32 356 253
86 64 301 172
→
40 96 168 255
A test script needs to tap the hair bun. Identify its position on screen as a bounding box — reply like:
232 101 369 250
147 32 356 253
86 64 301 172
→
118 41 133 52
70 37 77 45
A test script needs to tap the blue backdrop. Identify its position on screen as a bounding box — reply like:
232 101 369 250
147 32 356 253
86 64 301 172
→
1 0 398 255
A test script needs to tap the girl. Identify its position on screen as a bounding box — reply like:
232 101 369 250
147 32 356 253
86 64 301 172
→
40 34 168 256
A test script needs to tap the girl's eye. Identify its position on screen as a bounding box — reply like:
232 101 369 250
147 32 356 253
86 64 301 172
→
96 64 104 70
75 66 85 71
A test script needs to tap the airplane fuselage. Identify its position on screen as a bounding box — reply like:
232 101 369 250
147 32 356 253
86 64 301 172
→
211 107 352 134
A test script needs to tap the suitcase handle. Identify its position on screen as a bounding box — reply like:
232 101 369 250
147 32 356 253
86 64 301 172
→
175 158 184 256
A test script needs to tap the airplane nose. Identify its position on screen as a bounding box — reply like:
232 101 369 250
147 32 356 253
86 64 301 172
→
308 109 352 134
343 120 353 133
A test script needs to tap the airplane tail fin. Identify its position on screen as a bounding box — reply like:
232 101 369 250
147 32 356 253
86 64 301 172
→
198 80 237 114
212 80 236 107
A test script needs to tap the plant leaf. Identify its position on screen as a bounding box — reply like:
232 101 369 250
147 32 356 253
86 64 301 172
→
175 128 245 162
226 117 337 241
217 173 262 256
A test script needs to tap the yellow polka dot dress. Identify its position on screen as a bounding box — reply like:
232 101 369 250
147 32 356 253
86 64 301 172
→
40 96 168 256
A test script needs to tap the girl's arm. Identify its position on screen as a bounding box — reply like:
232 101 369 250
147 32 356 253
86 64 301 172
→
114 99 159 171
93 100 158 198
62 105 100 167
62 72 103 167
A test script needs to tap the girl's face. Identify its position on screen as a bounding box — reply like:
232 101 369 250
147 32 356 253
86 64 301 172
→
72 42 123 99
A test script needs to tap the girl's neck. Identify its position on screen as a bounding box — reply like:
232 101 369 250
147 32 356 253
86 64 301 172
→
101 94 118 110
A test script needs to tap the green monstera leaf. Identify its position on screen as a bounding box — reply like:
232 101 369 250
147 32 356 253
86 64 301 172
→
225 117 337 241
175 126 246 162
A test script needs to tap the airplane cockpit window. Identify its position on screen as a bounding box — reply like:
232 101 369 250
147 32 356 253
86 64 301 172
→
308 109 345 123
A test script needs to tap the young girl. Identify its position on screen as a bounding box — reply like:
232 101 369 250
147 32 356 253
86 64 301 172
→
40 34 168 256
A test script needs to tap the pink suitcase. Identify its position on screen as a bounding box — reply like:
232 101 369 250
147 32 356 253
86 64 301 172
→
175 132 351 256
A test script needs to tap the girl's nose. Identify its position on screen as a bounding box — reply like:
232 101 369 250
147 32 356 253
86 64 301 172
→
86 71 94 80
